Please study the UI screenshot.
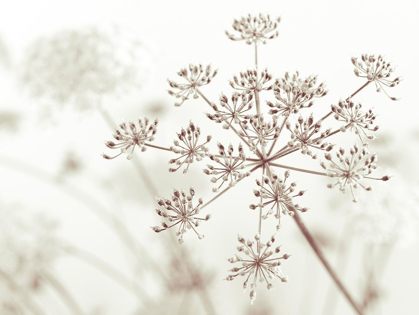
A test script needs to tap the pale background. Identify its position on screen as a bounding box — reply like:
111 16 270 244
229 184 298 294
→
0 0 418 314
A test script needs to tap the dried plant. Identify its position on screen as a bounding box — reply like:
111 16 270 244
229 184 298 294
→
103 13 399 310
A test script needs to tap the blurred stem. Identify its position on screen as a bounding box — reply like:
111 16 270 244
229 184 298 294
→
60 243 146 300
0 155 167 282
0 269 46 315
42 272 85 315
323 223 354 315
291 210 364 315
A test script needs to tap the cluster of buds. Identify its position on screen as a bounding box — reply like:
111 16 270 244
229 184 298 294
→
206 92 253 127
225 234 289 304
269 72 327 116
152 188 210 244
285 114 334 158
352 54 400 100
169 122 211 174
103 118 158 160
168 64 218 106
229 69 273 94
250 171 307 229
243 114 280 151
321 145 388 202
331 99 378 143
203 143 249 192
226 14 281 45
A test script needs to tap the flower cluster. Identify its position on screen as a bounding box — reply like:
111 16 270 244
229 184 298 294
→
352 54 400 100
225 234 289 305
169 121 211 173
331 99 378 143
285 114 334 158
152 188 210 244
229 69 273 93
103 13 396 305
206 92 254 127
103 118 158 160
250 171 307 228
20 25 147 109
204 143 249 192
268 72 327 116
225 14 281 44
321 145 389 202
168 64 218 107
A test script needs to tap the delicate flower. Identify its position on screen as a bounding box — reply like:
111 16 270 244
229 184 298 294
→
285 114 334 158
331 99 379 144
250 171 307 229
320 145 389 202
229 69 273 94
242 114 280 151
226 14 281 45
20 25 147 109
169 121 211 173
203 143 249 192
152 188 210 244
206 92 253 127
268 72 327 116
352 54 400 100
103 118 158 160
168 64 218 107
225 234 289 304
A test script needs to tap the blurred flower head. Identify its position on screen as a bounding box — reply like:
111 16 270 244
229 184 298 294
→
0 204 57 299
350 177 419 247
20 25 149 110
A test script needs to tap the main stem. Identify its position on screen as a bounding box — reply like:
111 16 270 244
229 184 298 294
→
292 210 364 315
251 40 363 313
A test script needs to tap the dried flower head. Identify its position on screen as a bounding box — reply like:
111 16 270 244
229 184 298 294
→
268 72 327 116
226 234 289 304
226 14 281 45
206 92 254 127
152 188 210 244
321 145 387 202
331 99 379 143
250 171 307 228
230 69 273 94
169 121 211 173
103 118 158 160
204 143 249 192
243 114 280 151
285 114 334 158
168 64 218 107
352 54 400 100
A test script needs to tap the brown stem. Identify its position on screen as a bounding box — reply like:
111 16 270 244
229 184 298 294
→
292 210 364 315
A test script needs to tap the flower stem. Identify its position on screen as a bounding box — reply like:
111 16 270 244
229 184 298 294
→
61 243 146 300
270 162 328 177
42 272 86 315
291 210 364 315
